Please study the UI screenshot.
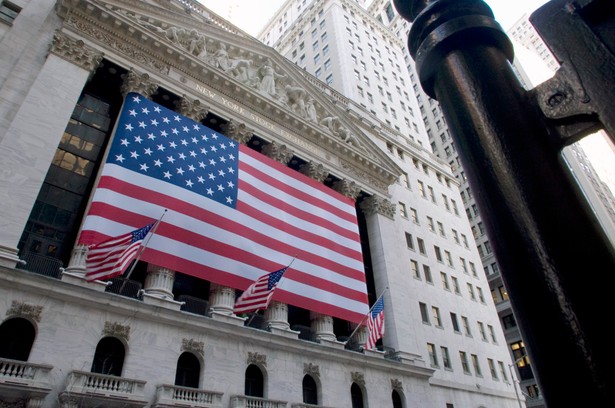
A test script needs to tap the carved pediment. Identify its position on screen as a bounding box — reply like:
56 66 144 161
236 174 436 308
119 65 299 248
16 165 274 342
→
56 0 402 195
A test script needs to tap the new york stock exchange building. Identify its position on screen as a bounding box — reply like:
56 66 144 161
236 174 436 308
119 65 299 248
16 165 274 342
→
0 0 520 407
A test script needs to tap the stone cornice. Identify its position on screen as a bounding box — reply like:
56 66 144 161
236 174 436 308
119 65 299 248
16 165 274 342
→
360 195 396 220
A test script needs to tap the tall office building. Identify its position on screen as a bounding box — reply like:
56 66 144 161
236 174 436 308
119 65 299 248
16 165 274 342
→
260 0 519 406
0 0 518 407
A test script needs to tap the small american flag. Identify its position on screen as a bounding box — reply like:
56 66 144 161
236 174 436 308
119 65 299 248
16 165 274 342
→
364 296 385 350
85 222 155 282
233 267 288 314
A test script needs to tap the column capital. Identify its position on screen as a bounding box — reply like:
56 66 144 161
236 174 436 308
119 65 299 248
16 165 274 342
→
221 119 253 145
120 69 158 99
262 141 294 165
144 264 175 299
360 195 396 219
209 283 236 315
333 179 361 200
50 31 103 72
299 161 329 183
174 96 209 122
264 301 290 330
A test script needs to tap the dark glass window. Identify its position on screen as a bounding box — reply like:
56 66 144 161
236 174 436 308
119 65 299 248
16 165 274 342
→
0 318 35 361
245 364 264 397
351 383 364 408
302 374 318 404
175 352 200 388
91 337 125 376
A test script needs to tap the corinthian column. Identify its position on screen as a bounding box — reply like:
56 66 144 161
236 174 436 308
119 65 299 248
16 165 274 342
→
209 283 236 315
174 96 209 122
120 69 158 99
144 265 175 298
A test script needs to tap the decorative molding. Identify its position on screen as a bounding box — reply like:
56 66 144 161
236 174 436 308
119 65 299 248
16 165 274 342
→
182 338 205 356
247 351 267 367
0 401 26 408
102 321 130 341
65 14 169 75
332 179 361 200
391 378 403 392
50 30 103 72
351 371 365 386
299 161 329 183
175 96 209 122
340 160 390 193
262 142 294 165
7 301 43 323
360 195 396 220
120 69 159 99
303 362 320 378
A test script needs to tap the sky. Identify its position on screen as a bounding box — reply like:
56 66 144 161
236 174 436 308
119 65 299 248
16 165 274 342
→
198 0 550 36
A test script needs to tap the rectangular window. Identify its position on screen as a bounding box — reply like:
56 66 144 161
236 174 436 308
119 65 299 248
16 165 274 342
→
322 44 329 55
451 312 460 332
440 272 450 291
434 246 443 262
452 229 460 244
460 351 471 374
401 172 410 188
437 222 445 237
417 237 425 254
478 321 487 341
441 346 452 369
445 250 453 267
324 59 332 70
451 276 460 294
411 259 420 279
427 216 435 232
488 324 497 343
461 234 469 248
410 208 419 224
489 358 498 380
470 262 477 277
315 68 322 78
477 287 485 303
432 306 442 327
471 354 482 376
405 232 414 249
428 186 436 203
399 202 408 218
423 265 433 283
428 343 439 367
498 361 509 382
0 1 21 24
462 316 472 336
419 302 430 324
460 257 468 274
417 181 426 198
467 283 476 301
314 53 321 64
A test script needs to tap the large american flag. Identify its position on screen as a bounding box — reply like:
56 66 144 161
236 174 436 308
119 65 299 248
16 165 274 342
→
233 267 287 314
79 93 369 322
364 296 385 350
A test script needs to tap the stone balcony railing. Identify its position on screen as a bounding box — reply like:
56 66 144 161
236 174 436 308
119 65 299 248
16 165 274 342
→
230 395 288 408
154 384 223 407
61 370 147 407
0 357 53 401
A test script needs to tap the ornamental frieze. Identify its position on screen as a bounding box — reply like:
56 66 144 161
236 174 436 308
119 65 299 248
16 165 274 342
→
7 301 43 323
247 351 267 367
103 321 130 341
182 338 205 356
351 371 365 386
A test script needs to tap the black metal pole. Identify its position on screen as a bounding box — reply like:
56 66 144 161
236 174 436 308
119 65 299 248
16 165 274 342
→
394 0 615 406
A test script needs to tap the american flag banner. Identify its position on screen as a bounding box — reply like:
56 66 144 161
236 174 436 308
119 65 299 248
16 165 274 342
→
233 267 287 314
79 93 369 322
85 222 155 282
364 296 385 350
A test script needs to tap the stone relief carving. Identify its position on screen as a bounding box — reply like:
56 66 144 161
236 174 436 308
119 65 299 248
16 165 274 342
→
247 351 267 367
182 338 205 356
174 96 209 122
262 142 294 165
391 378 403 391
351 371 365 386
299 161 329 183
221 120 253 145
7 301 43 322
333 179 361 200
50 31 103 72
304 362 320 378
103 321 130 341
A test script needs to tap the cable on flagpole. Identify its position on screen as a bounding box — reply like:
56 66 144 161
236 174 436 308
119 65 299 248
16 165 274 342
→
345 286 389 346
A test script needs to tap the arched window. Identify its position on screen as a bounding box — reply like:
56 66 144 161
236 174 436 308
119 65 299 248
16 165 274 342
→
0 318 36 361
351 382 365 408
91 337 125 376
392 389 403 408
302 374 318 405
245 364 264 398
175 352 200 388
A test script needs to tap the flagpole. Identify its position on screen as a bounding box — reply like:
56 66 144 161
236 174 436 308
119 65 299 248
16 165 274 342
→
116 210 167 295
346 286 388 345
241 255 298 327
